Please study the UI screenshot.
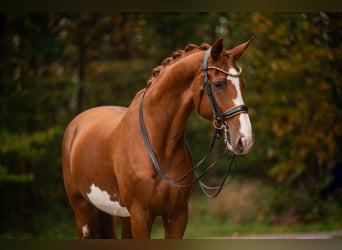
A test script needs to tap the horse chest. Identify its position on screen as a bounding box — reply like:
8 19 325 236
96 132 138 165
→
151 183 191 214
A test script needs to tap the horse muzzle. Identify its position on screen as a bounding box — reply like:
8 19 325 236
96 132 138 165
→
221 113 254 155
225 131 254 155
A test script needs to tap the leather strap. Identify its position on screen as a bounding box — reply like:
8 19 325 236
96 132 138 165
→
222 105 249 119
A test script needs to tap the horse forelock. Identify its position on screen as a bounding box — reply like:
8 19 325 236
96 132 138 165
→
146 43 211 87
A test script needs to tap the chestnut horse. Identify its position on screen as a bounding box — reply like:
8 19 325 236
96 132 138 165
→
62 38 254 239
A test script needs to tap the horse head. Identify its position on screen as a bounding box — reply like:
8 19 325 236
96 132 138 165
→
193 38 254 155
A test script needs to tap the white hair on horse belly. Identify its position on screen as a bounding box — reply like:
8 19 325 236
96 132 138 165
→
87 183 130 217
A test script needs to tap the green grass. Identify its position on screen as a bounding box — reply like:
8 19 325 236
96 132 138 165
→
150 206 342 239
182 219 342 239
150 179 342 239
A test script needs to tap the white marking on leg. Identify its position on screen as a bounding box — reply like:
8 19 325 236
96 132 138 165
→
82 224 89 238
87 184 130 217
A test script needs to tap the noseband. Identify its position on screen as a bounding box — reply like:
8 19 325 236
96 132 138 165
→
198 48 248 137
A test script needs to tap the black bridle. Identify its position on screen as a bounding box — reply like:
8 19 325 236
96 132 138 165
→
198 48 249 141
139 48 249 198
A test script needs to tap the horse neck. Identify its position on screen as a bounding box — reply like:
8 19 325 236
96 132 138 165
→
141 51 203 156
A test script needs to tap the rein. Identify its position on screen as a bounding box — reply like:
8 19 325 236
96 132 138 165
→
139 48 248 198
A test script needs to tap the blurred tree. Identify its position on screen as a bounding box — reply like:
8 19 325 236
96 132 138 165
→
0 13 70 236
245 13 342 189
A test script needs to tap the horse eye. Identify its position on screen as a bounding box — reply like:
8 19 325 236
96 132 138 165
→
213 81 224 89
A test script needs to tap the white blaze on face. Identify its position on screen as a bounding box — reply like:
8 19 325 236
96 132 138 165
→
87 183 130 217
227 68 253 149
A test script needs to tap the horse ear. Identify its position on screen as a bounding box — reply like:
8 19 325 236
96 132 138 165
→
229 37 254 60
211 37 224 61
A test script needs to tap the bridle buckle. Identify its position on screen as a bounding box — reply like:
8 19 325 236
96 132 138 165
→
213 118 225 130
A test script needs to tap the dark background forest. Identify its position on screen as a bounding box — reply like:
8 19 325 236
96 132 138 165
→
0 12 341 238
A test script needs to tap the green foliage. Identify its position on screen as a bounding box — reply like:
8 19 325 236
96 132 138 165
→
0 12 341 238
242 13 342 188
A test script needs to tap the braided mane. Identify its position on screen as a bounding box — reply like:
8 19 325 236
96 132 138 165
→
146 42 211 87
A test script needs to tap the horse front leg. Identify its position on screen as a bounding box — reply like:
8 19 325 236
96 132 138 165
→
129 205 154 239
162 206 189 239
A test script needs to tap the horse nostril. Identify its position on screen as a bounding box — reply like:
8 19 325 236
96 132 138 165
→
237 137 244 151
